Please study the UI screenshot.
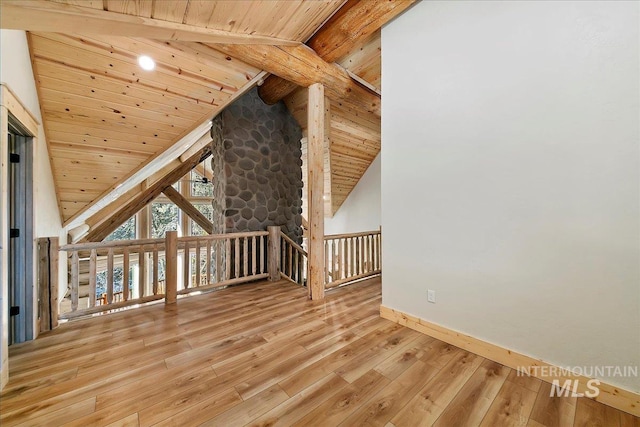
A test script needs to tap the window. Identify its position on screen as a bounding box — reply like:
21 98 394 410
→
105 217 136 241
191 203 214 236
151 202 179 238
191 170 213 198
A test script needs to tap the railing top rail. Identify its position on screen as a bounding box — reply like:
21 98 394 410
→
61 230 271 252
61 237 166 252
324 230 381 240
279 231 307 256
179 230 268 243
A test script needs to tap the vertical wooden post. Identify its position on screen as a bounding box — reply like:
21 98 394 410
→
267 226 281 281
70 252 79 312
308 83 327 300
123 248 129 301
88 249 96 307
49 238 59 328
165 231 178 305
37 237 60 332
137 246 145 298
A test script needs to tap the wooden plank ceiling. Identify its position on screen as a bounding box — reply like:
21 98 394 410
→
2 0 392 225
285 30 381 216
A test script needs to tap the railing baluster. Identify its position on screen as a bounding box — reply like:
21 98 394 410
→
252 236 256 276
195 240 201 288
260 235 265 274
206 240 212 285
324 240 329 285
183 241 190 289
123 248 129 301
332 239 337 284
88 249 97 308
282 240 286 277
288 242 292 278
337 238 343 280
70 252 79 311
153 244 159 295
356 236 361 276
214 240 220 283
365 235 370 273
225 238 231 280
234 237 240 279
138 246 145 298
107 248 114 304
243 237 248 277
348 237 353 277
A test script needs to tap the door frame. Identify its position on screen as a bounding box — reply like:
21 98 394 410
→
0 84 39 390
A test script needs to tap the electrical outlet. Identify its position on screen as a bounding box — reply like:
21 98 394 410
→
427 289 436 303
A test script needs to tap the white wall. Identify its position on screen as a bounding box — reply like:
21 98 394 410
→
382 1 639 392
325 154 381 235
0 30 64 359
1 30 61 238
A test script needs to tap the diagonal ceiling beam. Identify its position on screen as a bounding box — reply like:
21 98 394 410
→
83 145 211 242
211 43 381 117
162 186 213 235
0 0 299 46
257 0 416 105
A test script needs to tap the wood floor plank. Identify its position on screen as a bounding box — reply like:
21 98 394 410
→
63 367 217 426
573 397 621 427
391 350 485 426
419 338 463 369
508 369 543 393
480 379 539 427
235 330 361 400
103 413 139 427
2 277 633 427
433 359 510 426
150 388 242 427
12 397 95 427
339 359 441 426
277 322 404 397
374 334 434 380
1 361 166 423
529 382 577 427
248 373 349 427
335 327 424 383
199 384 289 427
620 411 640 427
291 370 391 427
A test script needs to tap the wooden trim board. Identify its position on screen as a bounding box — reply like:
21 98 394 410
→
380 305 640 417
0 84 41 391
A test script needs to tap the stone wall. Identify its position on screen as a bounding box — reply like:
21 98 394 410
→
209 115 225 235
211 88 303 243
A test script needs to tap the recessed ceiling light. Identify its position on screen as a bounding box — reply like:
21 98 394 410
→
138 55 155 71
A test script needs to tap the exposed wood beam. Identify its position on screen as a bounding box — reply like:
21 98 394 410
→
0 0 299 46
162 186 213 235
212 44 380 117
307 83 327 301
83 146 211 242
258 0 415 105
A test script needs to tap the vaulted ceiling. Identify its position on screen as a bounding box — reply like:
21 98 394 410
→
1 0 413 230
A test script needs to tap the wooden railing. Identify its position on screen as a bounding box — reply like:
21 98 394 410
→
279 231 307 286
324 229 382 289
61 238 167 319
59 230 269 319
176 231 269 295
53 227 382 320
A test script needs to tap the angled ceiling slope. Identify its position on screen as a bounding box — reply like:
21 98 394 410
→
2 0 345 225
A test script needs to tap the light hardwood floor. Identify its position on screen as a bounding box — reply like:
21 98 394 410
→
1 278 637 426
